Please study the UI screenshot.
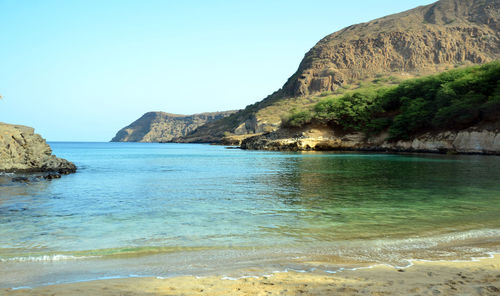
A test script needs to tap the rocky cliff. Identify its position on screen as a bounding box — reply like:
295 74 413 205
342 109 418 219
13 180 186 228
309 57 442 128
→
241 121 500 155
111 111 237 142
281 0 500 97
0 123 76 173
181 0 500 143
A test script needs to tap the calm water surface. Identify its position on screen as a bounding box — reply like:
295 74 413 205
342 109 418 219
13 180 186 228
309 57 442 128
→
0 142 499 287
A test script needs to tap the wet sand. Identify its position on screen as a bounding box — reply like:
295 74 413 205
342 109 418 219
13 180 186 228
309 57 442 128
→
3 255 499 295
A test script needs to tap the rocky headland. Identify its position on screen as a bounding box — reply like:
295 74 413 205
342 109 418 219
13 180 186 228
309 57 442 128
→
0 122 76 175
111 111 237 142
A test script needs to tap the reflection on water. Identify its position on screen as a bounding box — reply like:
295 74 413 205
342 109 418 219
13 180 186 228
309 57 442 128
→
252 152 500 241
0 143 499 287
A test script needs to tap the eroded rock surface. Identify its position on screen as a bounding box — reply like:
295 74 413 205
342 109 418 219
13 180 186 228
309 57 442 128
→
241 123 500 155
281 0 500 97
0 123 76 173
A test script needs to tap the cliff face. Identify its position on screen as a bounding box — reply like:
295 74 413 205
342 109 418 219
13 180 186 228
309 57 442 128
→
281 0 500 97
0 123 76 173
182 0 500 142
111 111 237 142
241 121 500 155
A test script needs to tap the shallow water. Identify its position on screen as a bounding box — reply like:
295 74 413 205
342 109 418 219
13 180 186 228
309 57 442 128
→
1 142 499 287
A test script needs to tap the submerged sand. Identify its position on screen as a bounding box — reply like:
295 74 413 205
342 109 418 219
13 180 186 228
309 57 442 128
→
3 255 499 295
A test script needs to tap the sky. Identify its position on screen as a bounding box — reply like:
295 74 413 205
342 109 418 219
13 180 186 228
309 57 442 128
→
0 0 436 141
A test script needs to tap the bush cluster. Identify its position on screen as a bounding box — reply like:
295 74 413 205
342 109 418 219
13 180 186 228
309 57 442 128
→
282 61 500 140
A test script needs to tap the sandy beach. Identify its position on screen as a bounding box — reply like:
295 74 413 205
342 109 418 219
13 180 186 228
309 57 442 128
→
3 255 499 296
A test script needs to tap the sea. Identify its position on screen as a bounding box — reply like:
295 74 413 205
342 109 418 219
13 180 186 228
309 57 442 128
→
0 142 499 288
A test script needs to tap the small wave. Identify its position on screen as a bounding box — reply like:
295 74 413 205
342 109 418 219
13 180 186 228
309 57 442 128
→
221 252 499 282
0 245 225 264
11 286 32 290
0 254 98 262
366 228 500 250
0 172 15 177
325 265 378 274
404 251 497 265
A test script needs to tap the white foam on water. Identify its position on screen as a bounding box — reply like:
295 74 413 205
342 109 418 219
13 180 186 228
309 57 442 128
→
0 172 15 176
11 286 32 290
323 252 499 274
0 254 99 262
404 251 497 265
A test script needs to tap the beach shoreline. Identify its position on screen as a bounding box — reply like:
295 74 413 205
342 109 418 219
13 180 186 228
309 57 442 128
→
3 254 499 295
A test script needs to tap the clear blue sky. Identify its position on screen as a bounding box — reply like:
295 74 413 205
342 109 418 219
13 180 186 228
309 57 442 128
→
0 0 436 141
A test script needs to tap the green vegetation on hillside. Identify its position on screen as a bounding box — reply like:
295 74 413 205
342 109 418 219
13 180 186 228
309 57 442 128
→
282 61 500 140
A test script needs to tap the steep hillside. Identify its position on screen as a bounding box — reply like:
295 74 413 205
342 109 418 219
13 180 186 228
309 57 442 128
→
181 0 500 143
111 111 237 142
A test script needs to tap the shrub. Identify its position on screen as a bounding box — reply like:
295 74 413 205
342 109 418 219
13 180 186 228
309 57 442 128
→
282 110 313 128
364 117 392 135
313 89 386 130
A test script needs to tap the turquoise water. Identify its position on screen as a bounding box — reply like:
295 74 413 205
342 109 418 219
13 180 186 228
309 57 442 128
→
0 142 499 287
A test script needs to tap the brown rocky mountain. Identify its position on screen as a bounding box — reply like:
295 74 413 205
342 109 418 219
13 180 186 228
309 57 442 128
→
111 111 237 142
281 0 499 97
180 0 500 143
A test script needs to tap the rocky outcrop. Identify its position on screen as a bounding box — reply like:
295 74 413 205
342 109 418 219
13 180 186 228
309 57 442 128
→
0 123 76 173
111 111 237 142
180 0 500 143
241 122 500 155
